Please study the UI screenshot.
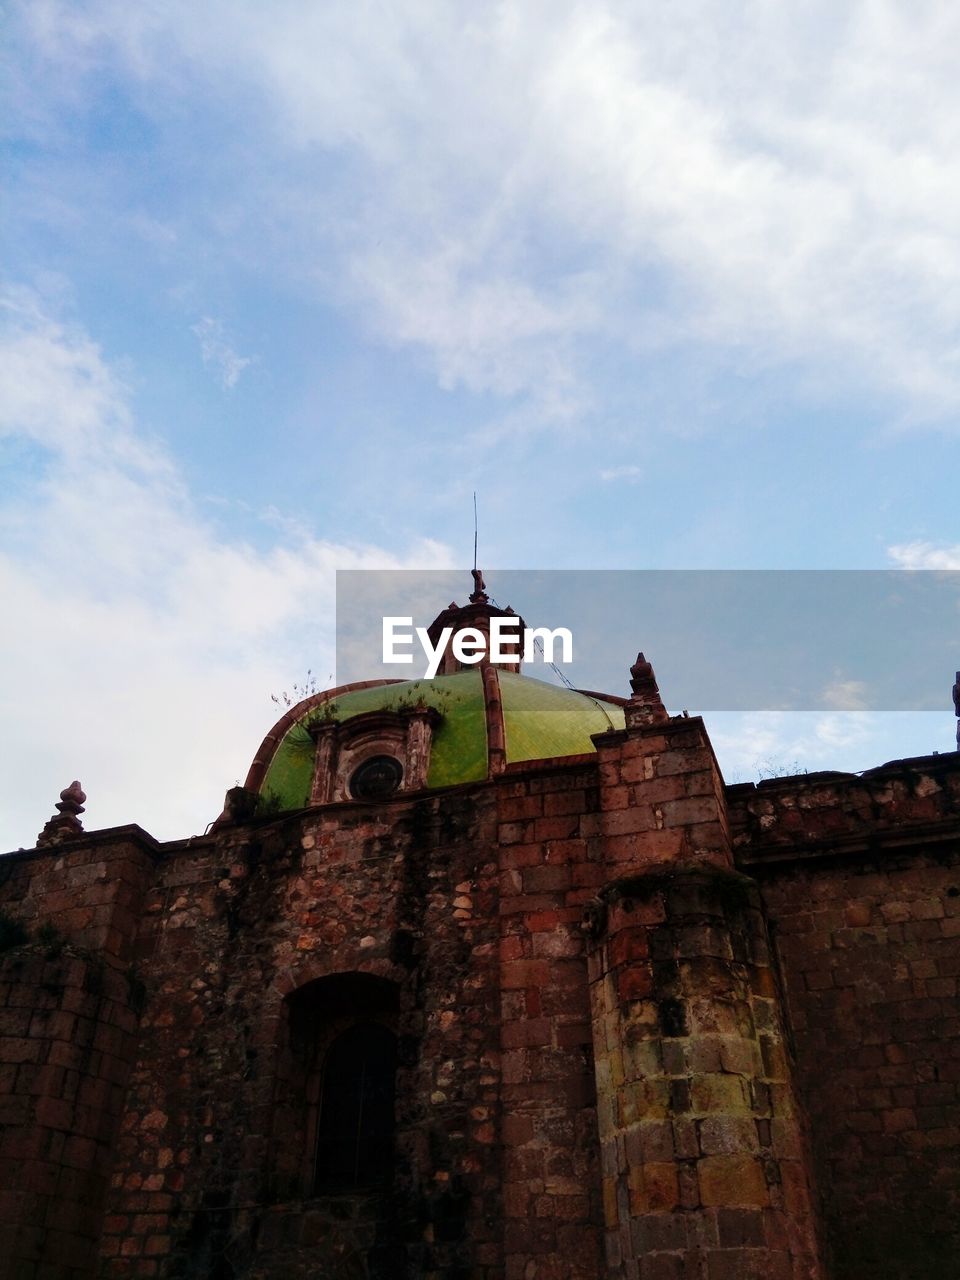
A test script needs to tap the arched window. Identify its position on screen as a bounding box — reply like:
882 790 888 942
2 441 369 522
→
314 1022 397 1191
275 973 400 1201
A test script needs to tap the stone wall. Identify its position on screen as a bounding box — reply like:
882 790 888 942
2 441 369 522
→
587 716 823 1280
732 761 960 1279
1 744 960 1279
97 792 506 1279
0 948 143 1280
585 868 821 1280
0 832 156 1280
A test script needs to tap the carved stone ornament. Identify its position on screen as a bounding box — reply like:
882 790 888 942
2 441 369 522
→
626 651 669 727
310 706 442 805
37 780 86 847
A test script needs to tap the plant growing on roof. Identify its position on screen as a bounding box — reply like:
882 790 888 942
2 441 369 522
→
285 699 341 754
390 682 451 716
256 789 286 817
270 669 333 710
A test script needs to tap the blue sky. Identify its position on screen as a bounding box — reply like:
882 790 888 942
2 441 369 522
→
2 1 959 847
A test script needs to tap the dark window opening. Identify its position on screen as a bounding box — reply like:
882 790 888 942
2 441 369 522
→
314 1022 397 1191
350 755 403 800
276 973 400 1202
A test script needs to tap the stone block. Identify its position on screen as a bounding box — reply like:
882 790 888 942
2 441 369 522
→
690 1074 749 1116
698 1116 759 1157
618 966 654 1004
698 1155 769 1207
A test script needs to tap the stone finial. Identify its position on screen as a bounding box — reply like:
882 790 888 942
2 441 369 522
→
469 567 488 604
626 652 668 727
37 780 86 847
57 781 86 815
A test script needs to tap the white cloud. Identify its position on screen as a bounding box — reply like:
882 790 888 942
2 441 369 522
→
820 678 869 711
0 287 156 465
348 247 595 408
0 288 451 850
813 711 872 750
191 316 254 389
888 541 960 570
599 464 643 483
14 0 960 418
711 709 892 783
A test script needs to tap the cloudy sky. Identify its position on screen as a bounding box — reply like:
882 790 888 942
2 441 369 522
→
3 1 959 848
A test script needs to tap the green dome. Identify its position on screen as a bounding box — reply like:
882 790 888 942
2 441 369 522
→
256 670 625 811
498 671 624 763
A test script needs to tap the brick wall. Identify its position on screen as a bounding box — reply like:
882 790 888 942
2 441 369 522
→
587 715 823 1280
0 833 155 1280
0 948 143 1279
734 762 960 1279
3 742 960 1278
496 761 607 1279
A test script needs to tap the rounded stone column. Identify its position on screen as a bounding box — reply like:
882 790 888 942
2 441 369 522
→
583 864 822 1280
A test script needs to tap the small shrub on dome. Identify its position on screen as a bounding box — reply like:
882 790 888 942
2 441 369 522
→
270 669 333 710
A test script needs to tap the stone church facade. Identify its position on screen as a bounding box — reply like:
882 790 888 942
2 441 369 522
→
2 588 960 1279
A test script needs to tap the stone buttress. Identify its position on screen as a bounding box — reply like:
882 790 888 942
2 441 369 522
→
583 657 823 1279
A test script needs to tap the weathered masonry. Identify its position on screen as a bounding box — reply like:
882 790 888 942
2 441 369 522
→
2 586 959 1279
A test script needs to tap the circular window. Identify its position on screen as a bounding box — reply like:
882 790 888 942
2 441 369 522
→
349 755 403 800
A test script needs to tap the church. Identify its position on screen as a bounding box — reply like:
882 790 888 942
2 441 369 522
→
1 579 959 1279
